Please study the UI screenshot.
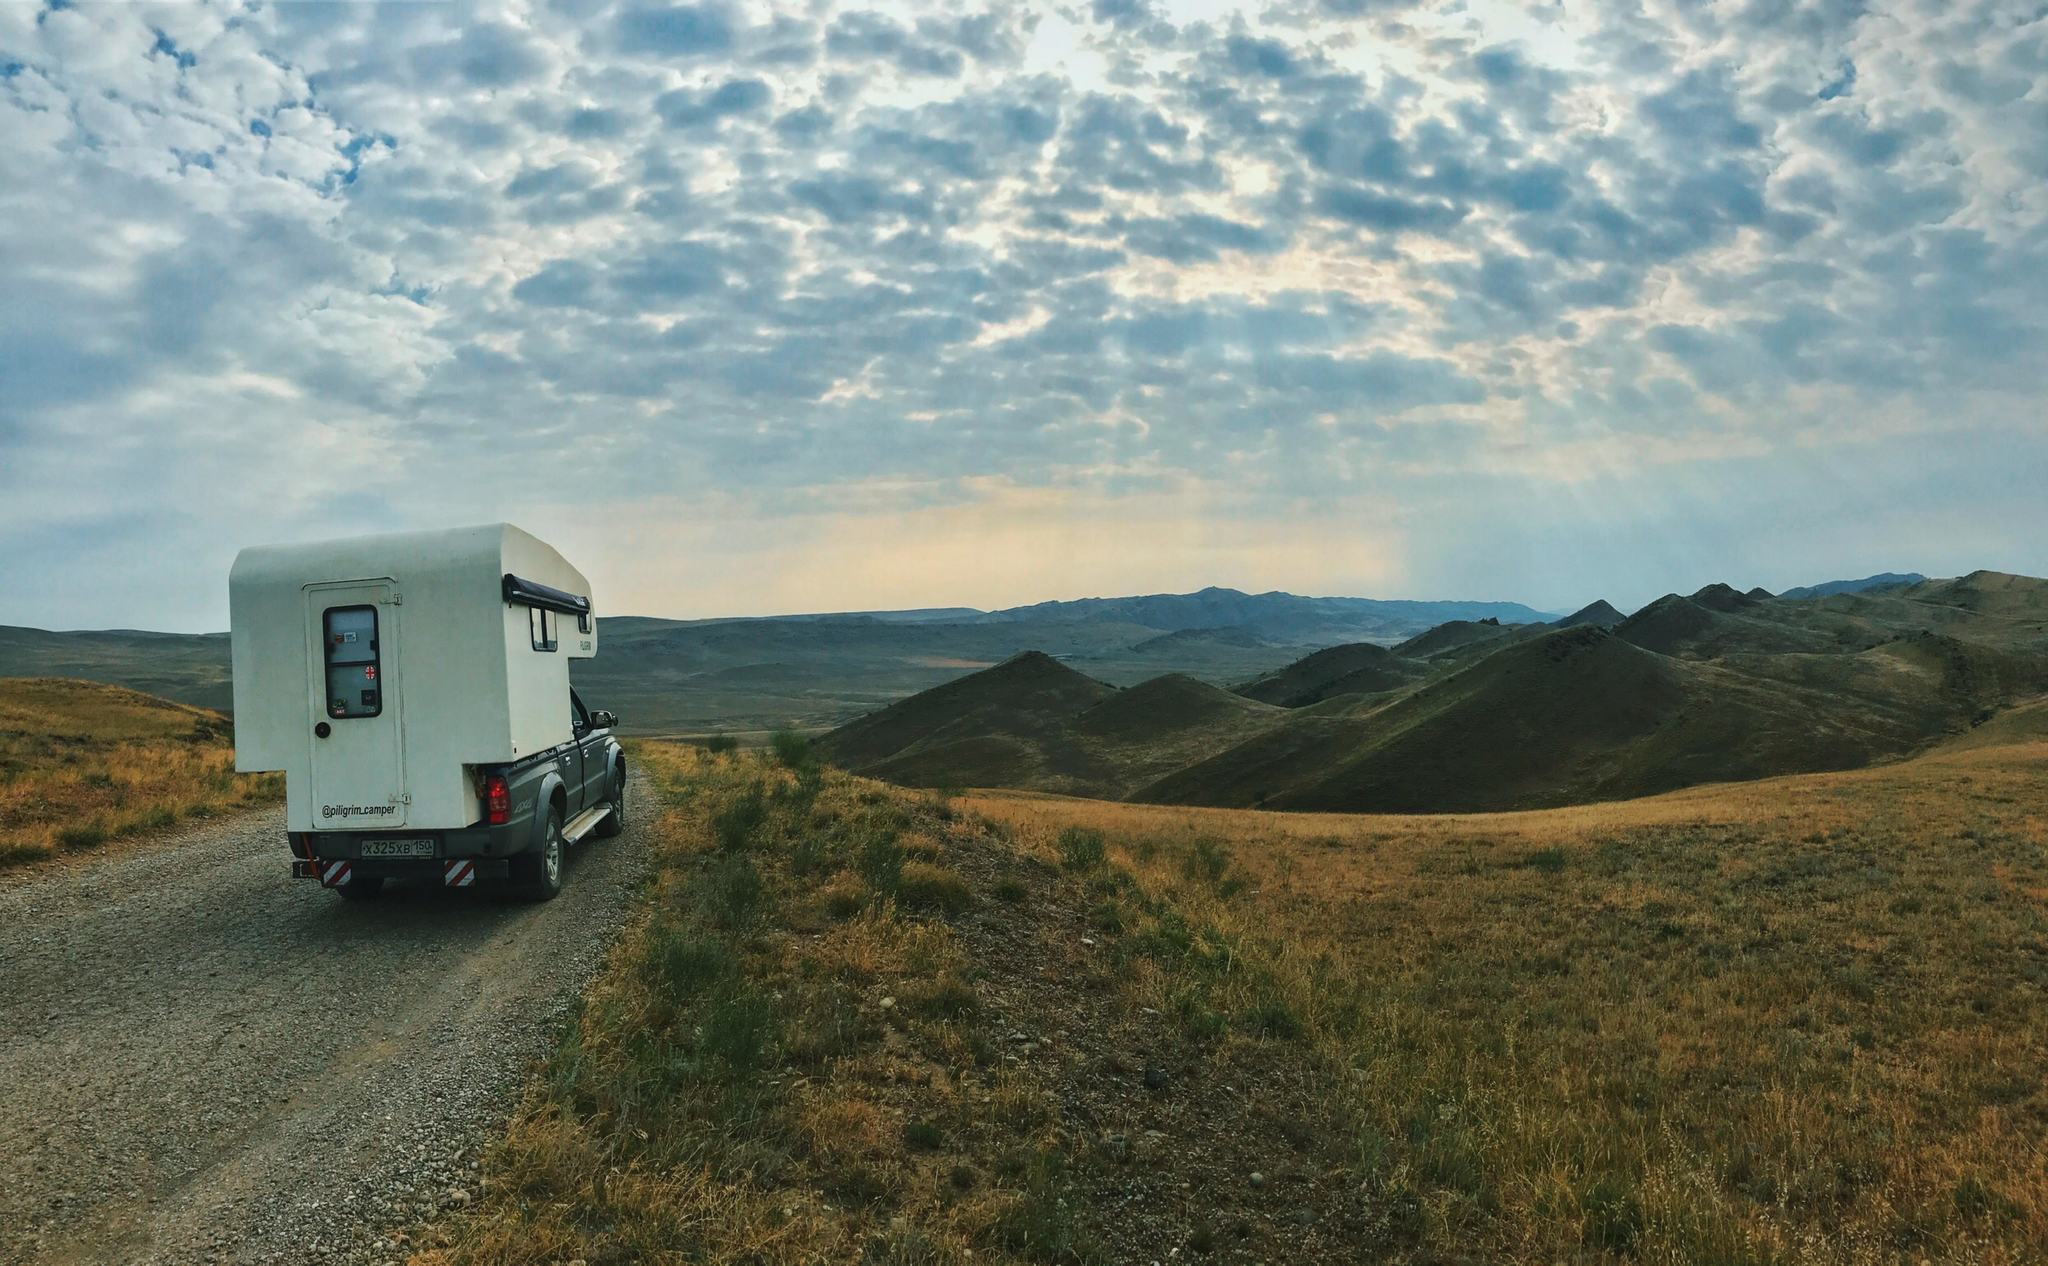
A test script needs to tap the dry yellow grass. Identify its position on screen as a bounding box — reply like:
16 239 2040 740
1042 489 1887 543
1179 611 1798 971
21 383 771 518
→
418 740 1095 1265
0 677 281 869
965 726 2048 1263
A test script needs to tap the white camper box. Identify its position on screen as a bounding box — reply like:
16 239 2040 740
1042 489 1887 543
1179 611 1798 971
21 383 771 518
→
230 523 599 835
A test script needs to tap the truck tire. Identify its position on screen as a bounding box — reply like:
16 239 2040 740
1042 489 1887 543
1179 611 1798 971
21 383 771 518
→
511 803 566 902
335 875 386 900
594 763 625 838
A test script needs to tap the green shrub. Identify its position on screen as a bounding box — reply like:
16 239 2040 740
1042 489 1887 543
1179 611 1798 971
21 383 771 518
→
704 734 739 757
770 729 814 771
1239 993 1304 1040
1057 826 1105 872
701 988 776 1072
790 829 833 876
858 826 905 893
696 855 765 929
1581 1175 1644 1253
652 926 736 1000
55 820 109 849
713 781 768 851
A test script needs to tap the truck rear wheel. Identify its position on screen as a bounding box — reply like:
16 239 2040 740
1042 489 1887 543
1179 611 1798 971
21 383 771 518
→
335 875 386 900
511 804 565 902
595 764 625 838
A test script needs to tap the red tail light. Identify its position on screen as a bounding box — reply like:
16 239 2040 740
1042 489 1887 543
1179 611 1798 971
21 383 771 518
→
484 774 511 826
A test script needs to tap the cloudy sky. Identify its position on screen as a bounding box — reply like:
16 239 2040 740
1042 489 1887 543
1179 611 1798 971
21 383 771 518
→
2 0 2044 630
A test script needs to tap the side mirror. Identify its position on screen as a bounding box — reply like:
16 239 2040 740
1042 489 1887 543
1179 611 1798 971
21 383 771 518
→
592 710 618 729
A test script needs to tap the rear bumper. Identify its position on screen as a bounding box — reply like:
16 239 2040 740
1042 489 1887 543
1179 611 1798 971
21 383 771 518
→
290 822 527 863
292 856 512 882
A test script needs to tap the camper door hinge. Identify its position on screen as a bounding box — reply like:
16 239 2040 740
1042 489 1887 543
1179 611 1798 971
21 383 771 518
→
383 593 402 605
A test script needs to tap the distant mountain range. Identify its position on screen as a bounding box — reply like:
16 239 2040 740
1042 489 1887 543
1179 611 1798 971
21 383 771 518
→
820 571 2048 813
971 586 1558 639
0 585 1558 735
0 575 2000 747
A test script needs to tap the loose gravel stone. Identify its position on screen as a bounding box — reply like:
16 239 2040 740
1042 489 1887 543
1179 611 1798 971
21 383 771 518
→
0 772 651 1265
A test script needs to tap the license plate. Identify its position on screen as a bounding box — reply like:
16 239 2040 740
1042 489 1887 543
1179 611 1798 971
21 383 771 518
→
360 838 435 859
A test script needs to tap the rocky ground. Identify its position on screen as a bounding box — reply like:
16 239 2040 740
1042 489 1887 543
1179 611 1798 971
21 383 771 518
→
0 772 649 1265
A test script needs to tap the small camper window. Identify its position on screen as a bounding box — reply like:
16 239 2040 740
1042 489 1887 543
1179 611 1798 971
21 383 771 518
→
530 606 558 652
323 606 382 718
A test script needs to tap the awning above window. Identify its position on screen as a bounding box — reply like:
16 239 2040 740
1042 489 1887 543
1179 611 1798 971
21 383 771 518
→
502 573 591 616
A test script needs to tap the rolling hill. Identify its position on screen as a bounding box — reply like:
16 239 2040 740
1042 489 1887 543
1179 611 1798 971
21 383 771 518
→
815 654 1293 798
0 627 233 712
819 571 2048 814
1779 571 1926 599
1552 599 1625 628
1232 642 1427 706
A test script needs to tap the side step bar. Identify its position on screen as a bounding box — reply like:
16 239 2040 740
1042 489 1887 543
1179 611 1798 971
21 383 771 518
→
563 804 615 843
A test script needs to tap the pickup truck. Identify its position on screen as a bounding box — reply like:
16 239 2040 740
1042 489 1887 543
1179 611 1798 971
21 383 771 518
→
290 689 624 901
230 523 627 903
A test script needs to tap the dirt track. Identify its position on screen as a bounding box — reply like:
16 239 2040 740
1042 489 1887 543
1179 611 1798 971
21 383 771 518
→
0 774 648 1265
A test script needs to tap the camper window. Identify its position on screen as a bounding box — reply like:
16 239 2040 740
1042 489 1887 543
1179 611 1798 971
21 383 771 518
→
530 606 558 652
323 605 382 718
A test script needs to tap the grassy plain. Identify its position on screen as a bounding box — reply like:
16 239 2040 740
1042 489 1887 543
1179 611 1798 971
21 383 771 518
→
966 717 2048 1263
421 710 2048 1263
418 740 1093 1263
418 741 1364 1264
0 677 281 870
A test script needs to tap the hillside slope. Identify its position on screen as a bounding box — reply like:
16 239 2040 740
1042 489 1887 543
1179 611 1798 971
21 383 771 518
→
818 657 1288 798
0 627 233 712
1232 642 1427 706
1142 627 1939 812
1553 599 1625 629
0 678 279 867
962 725 2048 1264
825 570 2048 815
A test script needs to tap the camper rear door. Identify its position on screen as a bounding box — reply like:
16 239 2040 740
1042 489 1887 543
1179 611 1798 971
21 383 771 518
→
306 581 407 829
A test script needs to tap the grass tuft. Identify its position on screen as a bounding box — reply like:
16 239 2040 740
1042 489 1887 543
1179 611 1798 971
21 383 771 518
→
1056 826 1105 872
895 861 972 915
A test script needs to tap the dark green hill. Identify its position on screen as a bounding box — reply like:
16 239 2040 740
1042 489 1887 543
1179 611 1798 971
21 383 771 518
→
1553 600 1625 629
1127 627 1279 654
1140 627 1936 813
1780 572 1926 600
1690 582 1762 613
1233 642 1427 707
1902 571 2048 624
0 626 232 712
1074 674 1277 742
1614 594 1840 658
819 660 1284 798
823 570 2048 814
1392 618 1523 660
817 652 1114 772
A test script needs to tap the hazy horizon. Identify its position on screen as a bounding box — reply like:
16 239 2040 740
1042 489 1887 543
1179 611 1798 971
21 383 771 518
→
2 564 1995 637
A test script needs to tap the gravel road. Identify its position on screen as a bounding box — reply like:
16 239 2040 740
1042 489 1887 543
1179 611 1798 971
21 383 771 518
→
0 773 651 1265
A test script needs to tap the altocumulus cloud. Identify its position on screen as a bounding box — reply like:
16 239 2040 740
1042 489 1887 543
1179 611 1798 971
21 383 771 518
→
0 0 2044 629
